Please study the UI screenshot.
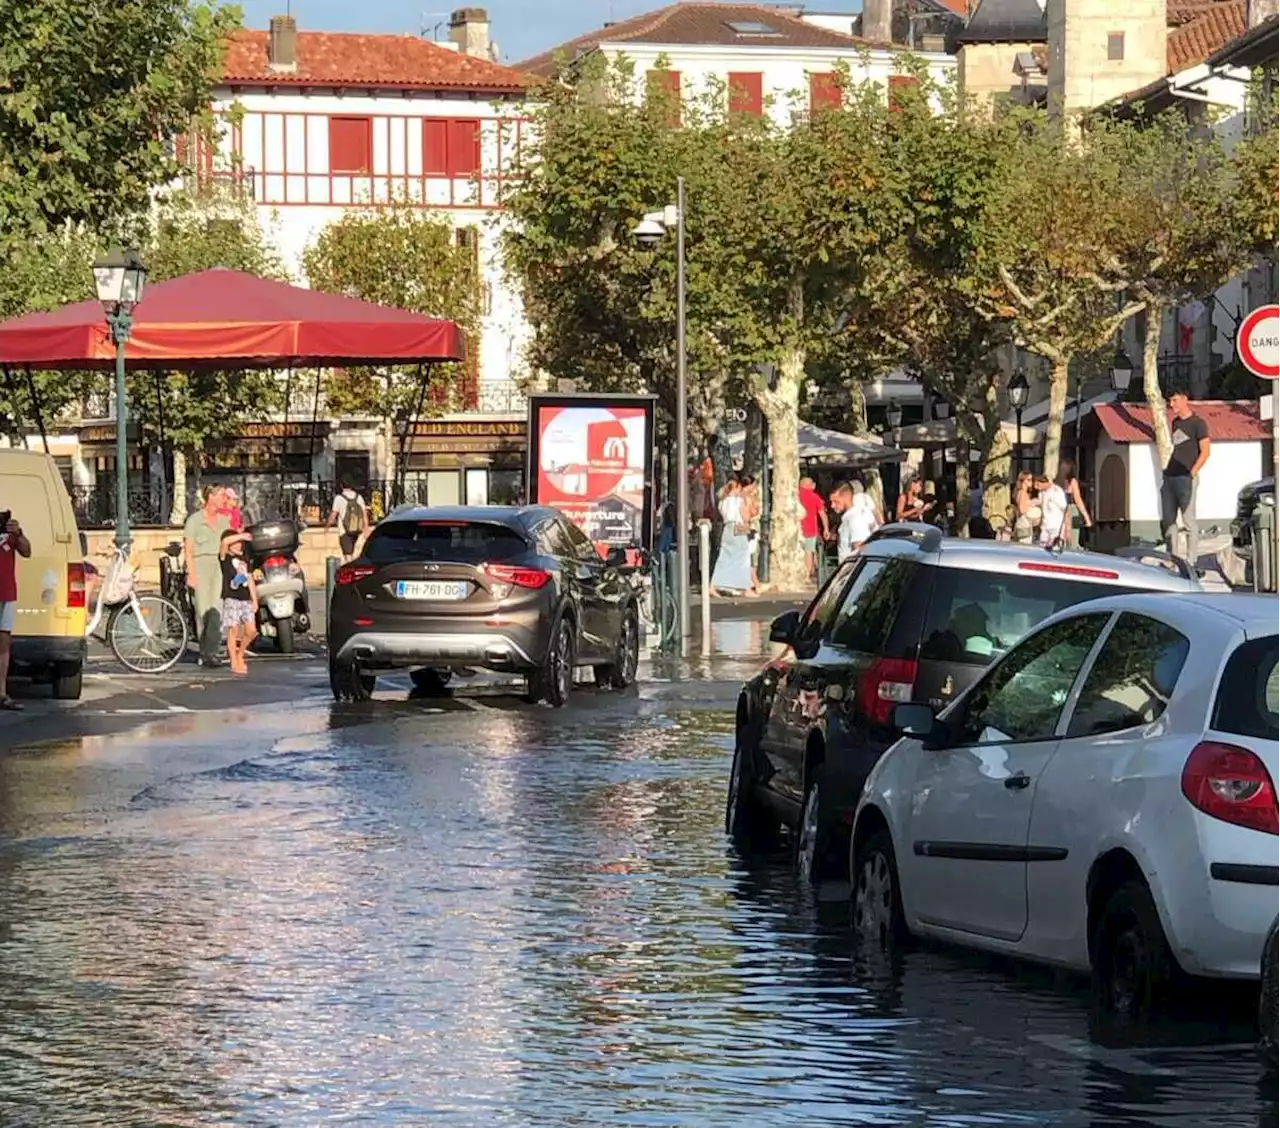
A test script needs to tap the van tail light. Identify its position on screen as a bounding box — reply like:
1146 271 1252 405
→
67 562 86 609
857 657 918 727
263 554 288 570
1181 741 1278 835
483 563 551 590
335 563 375 586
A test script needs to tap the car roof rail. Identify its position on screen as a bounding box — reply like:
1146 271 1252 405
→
1111 544 1196 581
865 521 943 553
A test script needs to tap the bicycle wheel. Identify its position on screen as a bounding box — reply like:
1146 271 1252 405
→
108 595 190 673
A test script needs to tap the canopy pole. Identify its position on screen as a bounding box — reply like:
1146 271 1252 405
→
303 369 321 521
1 365 28 449
398 364 428 507
22 366 48 453
154 371 168 521
280 365 293 509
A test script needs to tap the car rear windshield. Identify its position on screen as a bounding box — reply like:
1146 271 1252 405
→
920 567 1138 666
1212 636 1279 740
363 520 528 565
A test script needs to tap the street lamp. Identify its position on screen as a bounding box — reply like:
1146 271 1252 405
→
632 179 689 652
931 397 951 420
92 248 148 550
1008 368 1030 478
1109 347 1134 399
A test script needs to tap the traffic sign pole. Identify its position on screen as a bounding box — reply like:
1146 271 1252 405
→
1236 299 1280 582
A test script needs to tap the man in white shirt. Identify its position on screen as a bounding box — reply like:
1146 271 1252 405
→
327 481 369 561
832 481 879 559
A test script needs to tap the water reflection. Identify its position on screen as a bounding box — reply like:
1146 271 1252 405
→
0 700 1270 1127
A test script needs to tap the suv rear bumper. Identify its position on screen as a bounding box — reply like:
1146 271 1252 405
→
333 630 539 671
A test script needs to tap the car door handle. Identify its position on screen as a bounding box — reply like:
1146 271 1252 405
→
1004 772 1032 791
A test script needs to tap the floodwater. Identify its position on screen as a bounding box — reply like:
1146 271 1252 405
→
0 678 1272 1127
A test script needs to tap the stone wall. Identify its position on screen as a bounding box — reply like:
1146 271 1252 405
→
1047 0 1166 114
957 42 1037 106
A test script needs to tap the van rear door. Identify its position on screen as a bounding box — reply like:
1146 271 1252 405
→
7 468 61 639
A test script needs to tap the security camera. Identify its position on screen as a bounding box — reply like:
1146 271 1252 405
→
631 217 666 248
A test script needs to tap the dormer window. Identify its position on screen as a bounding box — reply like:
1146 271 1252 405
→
726 19 781 36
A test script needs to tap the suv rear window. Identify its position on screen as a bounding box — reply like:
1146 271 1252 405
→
920 567 1137 666
364 521 528 565
1212 636 1279 740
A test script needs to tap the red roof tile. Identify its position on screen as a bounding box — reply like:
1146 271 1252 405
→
221 30 529 92
517 3 868 77
1166 0 1247 71
1094 400 1268 444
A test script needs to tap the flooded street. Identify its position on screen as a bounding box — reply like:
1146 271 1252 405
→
0 665 1273 1127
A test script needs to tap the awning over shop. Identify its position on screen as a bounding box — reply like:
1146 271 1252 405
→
0 268 466 370
729 420 905 467
894 418 1039 447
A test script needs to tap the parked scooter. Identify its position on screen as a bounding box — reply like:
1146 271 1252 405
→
245 519 310 654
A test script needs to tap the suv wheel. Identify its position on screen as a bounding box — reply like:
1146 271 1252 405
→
594 606 639 689
1090 879 1176 1027
795 766 840 884
725 722 776 847
330 656 375 703
526 618 574 707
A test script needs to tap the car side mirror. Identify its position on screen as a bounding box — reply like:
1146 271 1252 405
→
893 702 937 737
769 609 802 644
604 546 628 568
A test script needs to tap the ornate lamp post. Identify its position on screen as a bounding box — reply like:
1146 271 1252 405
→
92 249 148 549
1109 348 1134 399
1008 369 1030 478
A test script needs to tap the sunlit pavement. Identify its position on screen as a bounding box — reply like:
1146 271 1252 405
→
0 614 1270 1127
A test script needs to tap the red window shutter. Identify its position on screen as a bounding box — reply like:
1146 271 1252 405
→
446 118 481 177
888 74 920 111
646 69 682 124
809 72 842 112
329 116 371 173
423 118 449 175
728 72 764 116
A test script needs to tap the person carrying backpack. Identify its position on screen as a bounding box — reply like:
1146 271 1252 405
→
327 481 369 561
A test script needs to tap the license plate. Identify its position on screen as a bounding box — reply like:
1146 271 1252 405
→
395 580 469 601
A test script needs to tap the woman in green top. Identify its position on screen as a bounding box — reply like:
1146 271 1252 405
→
184 484 231 666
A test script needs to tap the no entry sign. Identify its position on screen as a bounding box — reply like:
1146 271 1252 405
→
1238 304 1280 380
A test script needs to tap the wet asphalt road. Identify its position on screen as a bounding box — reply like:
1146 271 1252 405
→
0 645 1274 1127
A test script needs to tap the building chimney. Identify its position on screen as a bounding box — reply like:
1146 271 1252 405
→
861 0 893 44
449 7 491 57
1247 0 1277 25
268 14 298 71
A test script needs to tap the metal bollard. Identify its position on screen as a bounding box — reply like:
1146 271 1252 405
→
324 555 339 637
698 519 712 656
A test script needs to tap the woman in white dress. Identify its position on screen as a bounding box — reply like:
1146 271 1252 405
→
1036 472 1071 548
710 479 753 595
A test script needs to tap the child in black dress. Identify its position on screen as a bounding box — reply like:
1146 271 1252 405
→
218 529 258 675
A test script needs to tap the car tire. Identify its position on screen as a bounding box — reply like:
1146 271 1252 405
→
330 657 375 703
795 765 841 884
273 617 295 655
526 617 573 708
1260 923 1278 1072
410 668 452 696
1090 879 1177 1027
51 662 82 701
851 827 909 952
725 722 776 847
594 605 639 690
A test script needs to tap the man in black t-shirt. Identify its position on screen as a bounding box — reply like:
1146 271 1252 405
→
1160 392 1211 568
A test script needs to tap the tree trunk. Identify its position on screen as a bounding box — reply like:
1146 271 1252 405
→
169 449 189 526
1043 358 1070 481
755 348 807 592
1142 303 1173 469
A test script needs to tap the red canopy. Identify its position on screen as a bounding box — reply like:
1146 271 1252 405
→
0 267 466 369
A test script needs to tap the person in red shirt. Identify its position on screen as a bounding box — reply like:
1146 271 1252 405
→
0 512 32 710
798 477 830 582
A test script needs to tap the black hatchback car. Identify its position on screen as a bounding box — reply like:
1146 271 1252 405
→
725 524 1201 882
328 506 640 706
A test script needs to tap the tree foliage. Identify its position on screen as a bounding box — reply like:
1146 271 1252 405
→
0 0 239 250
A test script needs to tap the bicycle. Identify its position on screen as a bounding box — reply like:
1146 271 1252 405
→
86 542 190 674
158 540 198 641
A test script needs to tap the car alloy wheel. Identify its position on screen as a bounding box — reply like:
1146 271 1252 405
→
852 831 906 951
1091 880 1175 1028
796 779 822 884
546 620 573 707
617 610 638 686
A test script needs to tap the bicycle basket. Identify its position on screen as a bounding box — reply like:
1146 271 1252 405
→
102 562 136 606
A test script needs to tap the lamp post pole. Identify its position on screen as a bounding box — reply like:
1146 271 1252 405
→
675 175 690 653
108 306 133 550
1014 406 1024 478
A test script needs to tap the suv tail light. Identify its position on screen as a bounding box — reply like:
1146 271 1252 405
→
483 563 551 590
857 657 918 727
263 554 288 570
335 563 375 586
67 562 85 609
1181 741 1278 835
